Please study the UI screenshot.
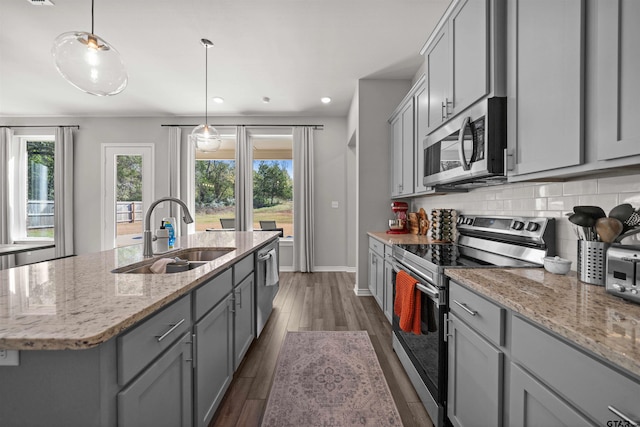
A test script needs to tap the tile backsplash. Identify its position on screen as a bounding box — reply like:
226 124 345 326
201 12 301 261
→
412 174 640 265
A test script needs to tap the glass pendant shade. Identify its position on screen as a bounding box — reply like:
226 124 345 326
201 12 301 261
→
52 31 127 96
191 124 222 152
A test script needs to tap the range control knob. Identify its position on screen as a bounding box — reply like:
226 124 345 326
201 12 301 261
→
465 217 474 225
457 215 465 224
525 222 540 232
612 284 626 293
512 221 525 230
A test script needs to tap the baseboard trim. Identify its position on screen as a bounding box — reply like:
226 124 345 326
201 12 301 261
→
278 266 357 273
353 285 372 296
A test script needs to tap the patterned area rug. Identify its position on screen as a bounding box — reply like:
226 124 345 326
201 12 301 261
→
261 331 403 426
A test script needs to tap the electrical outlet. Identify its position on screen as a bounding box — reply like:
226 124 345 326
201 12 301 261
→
0 349 20 366
331 201 339 208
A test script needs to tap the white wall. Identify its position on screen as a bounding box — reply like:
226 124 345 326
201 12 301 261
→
3 115 350 270
412 172 640 267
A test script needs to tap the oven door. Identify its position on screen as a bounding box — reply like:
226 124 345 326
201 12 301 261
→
391 260 447 406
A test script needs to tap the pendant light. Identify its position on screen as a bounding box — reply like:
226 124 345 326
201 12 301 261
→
51 0 127 96
191 39 222 152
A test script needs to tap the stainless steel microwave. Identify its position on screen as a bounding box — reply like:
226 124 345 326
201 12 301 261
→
423 97 507 189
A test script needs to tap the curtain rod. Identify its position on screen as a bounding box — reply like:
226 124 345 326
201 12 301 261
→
161 124 324 130
0 125 80 129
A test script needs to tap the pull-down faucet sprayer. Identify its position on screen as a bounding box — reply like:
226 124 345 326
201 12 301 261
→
143 197 194 257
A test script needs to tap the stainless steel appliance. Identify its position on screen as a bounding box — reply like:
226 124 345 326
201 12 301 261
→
255 240 279 337
606 245 640 303
391 215 555 427
423 97 507 189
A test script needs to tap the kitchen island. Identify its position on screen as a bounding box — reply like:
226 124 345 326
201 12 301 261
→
0 231 279 427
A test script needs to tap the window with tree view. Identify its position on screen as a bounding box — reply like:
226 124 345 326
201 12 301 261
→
26 139 55 239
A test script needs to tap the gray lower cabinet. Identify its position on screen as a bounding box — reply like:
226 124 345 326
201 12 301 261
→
194 294 233 427
447 312 503 427
233 273 255 369
368 237 391 323
509 363 595 427
383 256 393 323
118 332 194 427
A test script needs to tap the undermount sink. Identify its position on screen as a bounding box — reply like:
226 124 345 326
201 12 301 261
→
112 247 235 274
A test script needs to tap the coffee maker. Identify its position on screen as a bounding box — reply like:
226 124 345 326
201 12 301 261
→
387 201 409 234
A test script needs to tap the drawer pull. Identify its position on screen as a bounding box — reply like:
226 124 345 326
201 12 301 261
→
608 406 639 426
453 300 477 316
155 318 186 342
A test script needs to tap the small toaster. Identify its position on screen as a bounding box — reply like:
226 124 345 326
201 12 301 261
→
606 246 640 304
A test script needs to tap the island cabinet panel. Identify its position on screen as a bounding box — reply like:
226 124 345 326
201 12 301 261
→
194 294 233 427
596 0 640 161
234 273 255 369
511 315 640 426
509 363 596 427
117 332 193 427
117 294 192 386
234 253 254 285
507 0 584 176
194 268 233 321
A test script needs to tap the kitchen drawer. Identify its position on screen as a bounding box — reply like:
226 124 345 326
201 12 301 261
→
118 294 192 386
369 237 385 256
449 280 504 346
512 315 640 426
194 268 232 320
234 253 254 286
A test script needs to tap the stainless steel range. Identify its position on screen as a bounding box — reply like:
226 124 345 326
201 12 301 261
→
390 215 556 427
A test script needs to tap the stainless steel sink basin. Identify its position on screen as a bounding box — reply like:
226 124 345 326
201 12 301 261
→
112 247 235 274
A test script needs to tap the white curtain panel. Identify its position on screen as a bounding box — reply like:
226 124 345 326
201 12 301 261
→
54 127 74 258
0 128 15 269
293 126 315 272
235 125 253 231
184 129 196 235
168 127 182 236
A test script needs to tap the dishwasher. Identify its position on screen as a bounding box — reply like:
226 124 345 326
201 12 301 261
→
255 240 279 337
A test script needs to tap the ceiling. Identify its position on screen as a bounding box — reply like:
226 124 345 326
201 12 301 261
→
0 0 449 118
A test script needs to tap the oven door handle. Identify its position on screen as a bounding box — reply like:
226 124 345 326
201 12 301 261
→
391 262 440 300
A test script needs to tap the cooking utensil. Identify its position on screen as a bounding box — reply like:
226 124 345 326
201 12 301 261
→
573 205 606 219
568 212 596 228
595 217 623 243
614 227 640 243
609 203 634 224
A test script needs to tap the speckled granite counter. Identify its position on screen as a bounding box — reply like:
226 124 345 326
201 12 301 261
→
368 231 433 245
0 231 278 350
446 268 640 378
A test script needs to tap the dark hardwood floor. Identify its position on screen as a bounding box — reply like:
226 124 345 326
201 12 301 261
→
209 271 434 427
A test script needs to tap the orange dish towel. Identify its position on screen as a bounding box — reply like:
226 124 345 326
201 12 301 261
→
394 270 422 335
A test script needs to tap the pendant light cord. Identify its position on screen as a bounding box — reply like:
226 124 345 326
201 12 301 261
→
91 0 95 34
205 44 208 125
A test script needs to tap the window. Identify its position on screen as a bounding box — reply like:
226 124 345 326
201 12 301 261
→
252 133 293 238
16 136 55 241
192 127 294 237
194 128 236 231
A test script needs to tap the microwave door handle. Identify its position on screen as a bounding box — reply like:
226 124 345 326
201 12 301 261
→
458 116 472 171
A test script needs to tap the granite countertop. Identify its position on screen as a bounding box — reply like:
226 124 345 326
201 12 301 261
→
368 231 434 245
0 231 279 351
446 268 640 378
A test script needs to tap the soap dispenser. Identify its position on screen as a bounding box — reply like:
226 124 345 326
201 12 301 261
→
156 223 169 253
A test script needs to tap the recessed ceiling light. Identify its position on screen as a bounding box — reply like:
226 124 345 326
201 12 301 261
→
262 97 271 103
321 97 332 104
212 96 224 104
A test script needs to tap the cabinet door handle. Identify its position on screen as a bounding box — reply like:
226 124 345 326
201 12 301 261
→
155 318 186 342
608 406 639 426
185 333 197 368
441 101 447 121
453 300 477 316
235 289 243 309
445 98 452 118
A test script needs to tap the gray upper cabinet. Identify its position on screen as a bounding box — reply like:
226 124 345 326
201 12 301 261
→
414 81 429 194
422 0 498 136
507 0 584 177
596 0 640 161
390 96 415 197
